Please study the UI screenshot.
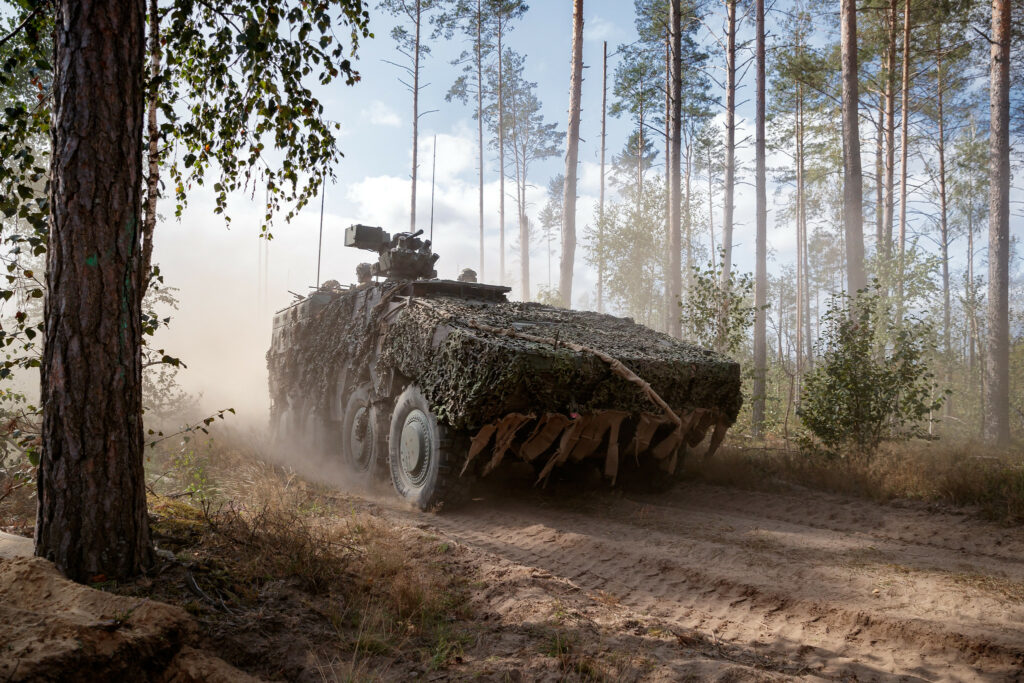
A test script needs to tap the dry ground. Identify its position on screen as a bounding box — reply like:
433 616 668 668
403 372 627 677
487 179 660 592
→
3 438 1024 681
386 481 1024 681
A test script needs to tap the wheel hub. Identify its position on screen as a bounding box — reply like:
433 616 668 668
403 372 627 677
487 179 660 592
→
399 410 431 484
348 406 372 471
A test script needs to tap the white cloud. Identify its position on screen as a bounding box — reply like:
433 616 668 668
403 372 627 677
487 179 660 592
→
584 15 619 44
418 131 476 183
346 125 606 304
365 100 401 127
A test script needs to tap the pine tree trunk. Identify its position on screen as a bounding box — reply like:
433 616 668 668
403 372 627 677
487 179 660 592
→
669 3 682 339
517 139 529 300
752 0 767 435
798 80 812 368
795 89 805 378
476 0 485 281
664 40 672 333
684 135 693 292
708 145 715 260
968 219 981 435
882 0 896 266
721 0 736 285
559 0 583 308
802 196 813 365
497 22 506 285
840 0 866 295
896 0 911 310
638 73 645 204
520 196 529 300
874 91 885 254
985 0 1011 445
935 45 951 417
410 0 421 232
598 41 607 314
37 0 152 582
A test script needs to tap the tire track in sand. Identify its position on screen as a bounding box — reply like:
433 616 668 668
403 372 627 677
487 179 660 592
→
387 485 1024 681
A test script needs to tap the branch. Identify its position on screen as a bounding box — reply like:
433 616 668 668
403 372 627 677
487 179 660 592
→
0 4 44 50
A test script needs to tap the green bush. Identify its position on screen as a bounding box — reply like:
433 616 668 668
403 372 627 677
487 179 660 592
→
798 285 947 457
679 255 760 356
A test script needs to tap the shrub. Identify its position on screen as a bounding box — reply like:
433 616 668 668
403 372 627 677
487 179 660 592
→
679 254 760 356
798 285 946 457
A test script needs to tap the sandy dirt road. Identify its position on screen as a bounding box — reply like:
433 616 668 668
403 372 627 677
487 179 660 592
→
373 481 1024 681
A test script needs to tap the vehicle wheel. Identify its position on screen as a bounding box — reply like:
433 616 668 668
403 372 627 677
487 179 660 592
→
341 386 376 483
388 385 463 510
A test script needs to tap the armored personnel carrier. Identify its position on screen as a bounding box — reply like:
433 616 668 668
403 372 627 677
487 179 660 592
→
268 225 741 509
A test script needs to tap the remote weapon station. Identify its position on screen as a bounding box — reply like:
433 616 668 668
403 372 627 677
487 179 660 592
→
268 225 742 509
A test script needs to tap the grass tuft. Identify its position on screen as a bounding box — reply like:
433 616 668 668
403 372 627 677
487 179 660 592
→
685 440 1024 524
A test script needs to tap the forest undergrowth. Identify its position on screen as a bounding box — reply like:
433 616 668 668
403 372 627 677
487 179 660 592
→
3 428 1024 679
4 437 470 681
683 439 1024 524
144 437 477 681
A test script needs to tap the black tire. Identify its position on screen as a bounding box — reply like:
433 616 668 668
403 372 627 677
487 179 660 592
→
388 385 465 510
341 386 376 484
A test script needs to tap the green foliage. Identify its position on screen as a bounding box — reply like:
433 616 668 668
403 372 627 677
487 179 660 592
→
160 0 371 233
0 4 51 238
534 284 563 307
0 6 50 387
679 255 760 356
798 285 947 457
584 178 666 328
141 283 199 427
484 49 561 167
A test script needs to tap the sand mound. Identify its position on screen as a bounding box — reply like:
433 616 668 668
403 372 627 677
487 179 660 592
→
0 555 260 682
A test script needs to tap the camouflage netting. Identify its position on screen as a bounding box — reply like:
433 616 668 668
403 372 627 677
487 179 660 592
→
269 281 742 436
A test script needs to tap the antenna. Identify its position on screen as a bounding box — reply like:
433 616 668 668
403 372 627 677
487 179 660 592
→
429 134 437 243
315 182 325 290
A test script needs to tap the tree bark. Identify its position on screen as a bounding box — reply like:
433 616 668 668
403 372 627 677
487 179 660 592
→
519 179 529 299
840 0 866 295
684 131 693 292
669 3 682 339
410 0 421 232
559 0 583 308
708 143 715 258
142 0 160 293
598 40 607 313
663 40 671 334
796 87 806 377
512 116 529 300
752 0 767 435
882 0 896 266
874 91 885 255
968 214 982 436
497 19 506 285
935 43 951 417
37 0 152 582
476 0 485 281
721 0 736 285
895 0 911 310
985 0 1011 445
637 71 645 204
